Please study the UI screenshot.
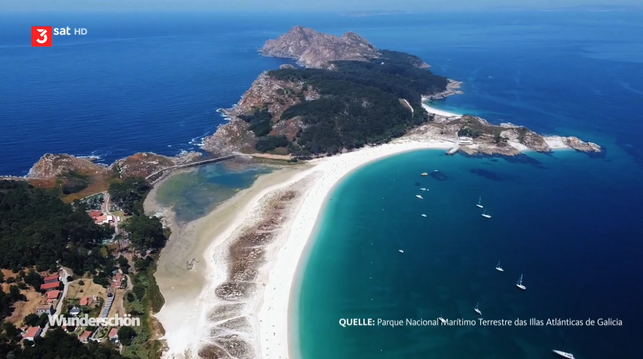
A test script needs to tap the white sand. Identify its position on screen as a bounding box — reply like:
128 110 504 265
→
255 139 452 359
157 139 453 358
421 102 462 118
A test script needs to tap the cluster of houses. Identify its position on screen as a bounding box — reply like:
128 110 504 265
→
22 326 120 345
76 327 120 344
20 271 125 346
34 273 61 314
20 273 60 343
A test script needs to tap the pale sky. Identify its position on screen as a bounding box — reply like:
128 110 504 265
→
1 0 639 12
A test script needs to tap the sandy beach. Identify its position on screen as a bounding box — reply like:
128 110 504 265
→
421 100 462 118
150 139 453 359
146 164 313 358
150 112 589 358
255 140 452 359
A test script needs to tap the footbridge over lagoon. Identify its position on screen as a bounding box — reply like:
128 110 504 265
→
145 153 248 185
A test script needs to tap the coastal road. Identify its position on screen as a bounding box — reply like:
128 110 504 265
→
103 192 119 234
41 268 70 337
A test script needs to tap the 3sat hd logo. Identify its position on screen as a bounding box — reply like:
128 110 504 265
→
31 26 52 47
31 26 88 46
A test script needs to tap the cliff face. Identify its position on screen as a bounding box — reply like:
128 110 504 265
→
221 65 319 120
259 26 382 68
204 65 317 155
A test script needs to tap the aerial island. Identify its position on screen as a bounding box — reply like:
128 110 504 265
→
0 26 602 359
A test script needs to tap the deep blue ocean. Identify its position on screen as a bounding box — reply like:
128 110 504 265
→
2 8 642 358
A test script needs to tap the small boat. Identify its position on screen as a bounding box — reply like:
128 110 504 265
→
437 310 447 325
398 250 404 253
416 195 424 200
516 274 526 290
474 302 482 315
553 350 575 359
481 209 491 218
420 187 427 191
495 260 504 272
476 196 484 208
421 214 427 217
552 332 575 358
421 172 428 176
434 170 439 172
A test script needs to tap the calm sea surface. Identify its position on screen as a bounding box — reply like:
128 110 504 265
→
2 8 642 358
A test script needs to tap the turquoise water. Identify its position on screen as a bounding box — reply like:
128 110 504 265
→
298 146 643 358
155 162 273 223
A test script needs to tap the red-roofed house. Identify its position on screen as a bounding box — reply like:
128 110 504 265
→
89 210 102 218
79 330 92 343
111 273 124 288
41 281 60 291
23 327 42 341
94 214 115 225
43 274 59 283
46 290 61 304
109 328 119 342
79 297 94 306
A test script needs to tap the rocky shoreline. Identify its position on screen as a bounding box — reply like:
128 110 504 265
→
424 79 464 100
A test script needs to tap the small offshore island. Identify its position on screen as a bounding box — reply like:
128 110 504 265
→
0 26 604 359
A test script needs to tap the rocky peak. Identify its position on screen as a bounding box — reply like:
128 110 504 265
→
259 26 381 68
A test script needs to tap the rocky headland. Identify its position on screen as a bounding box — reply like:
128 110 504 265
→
4 26 602 199
2 151 203 200
205 26 602 159
406 111 602 156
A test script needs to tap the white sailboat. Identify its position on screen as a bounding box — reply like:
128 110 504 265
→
495 260 504 272
481 209 491 218
437 310 447 325
416 194 423 200
474 302 482 315
476 196 484 208
420 188 427 191
516 274 526 290
553 332 575 358
421 214 427 217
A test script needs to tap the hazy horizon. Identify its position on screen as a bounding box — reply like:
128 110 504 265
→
1 0 641 12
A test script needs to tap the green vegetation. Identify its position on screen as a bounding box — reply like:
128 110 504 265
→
1 176 168 358
122 257 165 359
108 177 151 215
0 181 114 274
253 50 445 156
0 327 123 359
117 326 137 346
0 286 25 322
122 215 166 251
458 128 483 138
240 108 274 137
256 135 290 153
